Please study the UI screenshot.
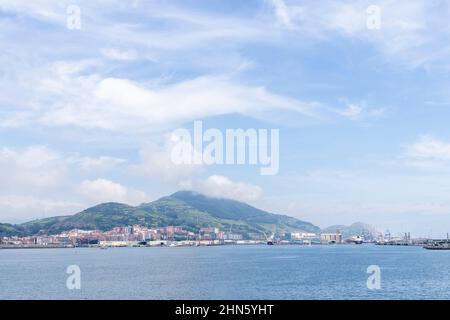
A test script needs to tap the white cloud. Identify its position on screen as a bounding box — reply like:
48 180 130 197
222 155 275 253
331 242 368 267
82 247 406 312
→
0 0 66 23
1 0 449 235
269 0 303 29
0 146 66 191
2 0 449 70
0 195 84 223
0 145 138 221
263 168 450 235
0 0 269 54
67 155 126 172
335 103 363 120
268 0 450 69
0 146 126 190
184 175 263 203
407 135 450 161
18 61 320 132
332 102 384 121
78 179 148 205
100 48 139 61
2 0 441 137
132 137 201 183
131 140 263 204
0 145 81 221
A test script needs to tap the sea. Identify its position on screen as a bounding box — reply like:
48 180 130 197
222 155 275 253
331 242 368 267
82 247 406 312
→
1 244 449 300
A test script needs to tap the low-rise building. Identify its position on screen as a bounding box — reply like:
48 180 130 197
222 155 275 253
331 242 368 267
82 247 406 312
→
320 232 342 244
224 233 243 241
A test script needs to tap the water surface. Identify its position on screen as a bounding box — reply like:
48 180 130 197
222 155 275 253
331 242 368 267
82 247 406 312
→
1 244 448 299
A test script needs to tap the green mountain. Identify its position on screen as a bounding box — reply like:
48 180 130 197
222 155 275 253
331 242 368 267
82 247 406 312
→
1 191 320 238
0 223 27 237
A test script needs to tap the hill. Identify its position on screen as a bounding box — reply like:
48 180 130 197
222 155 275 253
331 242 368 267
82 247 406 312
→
2 191 320 238
0 223 27 237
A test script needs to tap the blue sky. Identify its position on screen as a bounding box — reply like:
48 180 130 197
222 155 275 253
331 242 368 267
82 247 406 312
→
1 0 450 237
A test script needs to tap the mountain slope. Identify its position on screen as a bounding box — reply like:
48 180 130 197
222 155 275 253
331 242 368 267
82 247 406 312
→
0 223 27 237
168 191 319 232
3 191 320 237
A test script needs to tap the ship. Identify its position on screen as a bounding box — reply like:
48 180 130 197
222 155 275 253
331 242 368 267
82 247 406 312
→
345 235 363 244
423 241 450 250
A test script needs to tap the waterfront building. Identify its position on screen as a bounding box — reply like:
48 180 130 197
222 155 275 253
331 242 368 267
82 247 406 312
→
320 232 342 244
290 232 317 240
224 233 243 241
1 224 237 248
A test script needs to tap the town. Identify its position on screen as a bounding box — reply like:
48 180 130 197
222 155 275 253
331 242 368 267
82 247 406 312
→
0 224 381 249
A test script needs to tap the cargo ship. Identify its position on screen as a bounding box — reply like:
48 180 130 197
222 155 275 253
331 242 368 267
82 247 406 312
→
346 235 363 244
423 241 450 250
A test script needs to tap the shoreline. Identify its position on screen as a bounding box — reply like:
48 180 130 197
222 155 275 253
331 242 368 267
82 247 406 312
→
0 242 376 250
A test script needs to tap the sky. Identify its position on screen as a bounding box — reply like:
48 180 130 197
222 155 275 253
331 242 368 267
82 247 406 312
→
1 0 450 237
